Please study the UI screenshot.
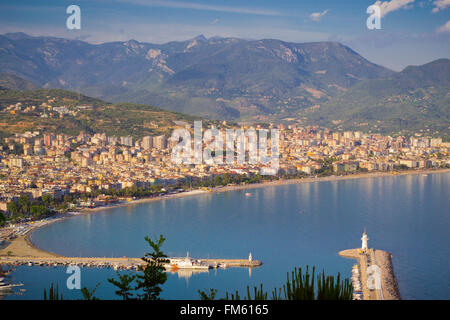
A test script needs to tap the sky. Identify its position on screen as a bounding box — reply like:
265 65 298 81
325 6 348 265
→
0 0 449 71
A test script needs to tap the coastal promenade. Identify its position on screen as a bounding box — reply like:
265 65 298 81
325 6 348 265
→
339 248 401 300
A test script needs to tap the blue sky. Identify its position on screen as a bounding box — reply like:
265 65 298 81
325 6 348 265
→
0 0 449 70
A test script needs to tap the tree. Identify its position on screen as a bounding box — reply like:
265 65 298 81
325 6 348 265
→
7 201 19 218
108 234 169 300
30 205 49 219
18 195 30 215
81 283 100 300
107 272 136 300
201 265 353 300
135 235 169 300
198 288 218 300
42 194 53 208
43 283 63 300
0 211 6 227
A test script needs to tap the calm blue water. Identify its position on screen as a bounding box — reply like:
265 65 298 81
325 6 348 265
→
3 172 449 300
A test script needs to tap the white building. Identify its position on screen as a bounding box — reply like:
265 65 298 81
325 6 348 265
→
361 230 369 252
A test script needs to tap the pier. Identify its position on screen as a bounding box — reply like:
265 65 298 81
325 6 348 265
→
0 256 262 270
339 248 400 300
339 230 400 300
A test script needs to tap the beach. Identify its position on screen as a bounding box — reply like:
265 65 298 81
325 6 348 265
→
0 167 448 258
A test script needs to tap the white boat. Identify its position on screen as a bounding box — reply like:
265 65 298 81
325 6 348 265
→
167 253 210 270
0 282 23 290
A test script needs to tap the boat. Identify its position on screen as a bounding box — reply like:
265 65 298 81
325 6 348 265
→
167 253 211 270
0 283 23 290
245 193 252 197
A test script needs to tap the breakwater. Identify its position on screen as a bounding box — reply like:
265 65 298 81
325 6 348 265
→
339 248 401 300
0 256 262 270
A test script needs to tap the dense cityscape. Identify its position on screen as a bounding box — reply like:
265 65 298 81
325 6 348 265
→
1 119 449 222
0 0 449 305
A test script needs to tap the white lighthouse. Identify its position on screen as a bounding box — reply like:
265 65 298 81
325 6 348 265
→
361 229 369 252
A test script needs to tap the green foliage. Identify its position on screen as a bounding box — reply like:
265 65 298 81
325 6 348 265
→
317 270 353 300
198 288 218 300
0 87 202 138
0 210 6 226
107 272 136 300
6 194 52 220
216 265 353 301
29 205 50 219
281 266 316 300
108 234 169 300
80 283 100 300
43 283 63 300
135 235 169 300
87 185 163 199
6 201 19 218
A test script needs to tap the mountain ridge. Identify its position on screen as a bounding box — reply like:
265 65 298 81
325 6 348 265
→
0 33 448 136
303 58 450 135
0 33 393 120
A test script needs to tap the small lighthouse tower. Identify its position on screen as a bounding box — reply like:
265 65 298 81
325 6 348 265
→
361 229 369 252
248 252 253 262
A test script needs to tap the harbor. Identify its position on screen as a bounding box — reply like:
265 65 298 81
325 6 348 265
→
339 231 401 300
0 255 262 271
0 218 262 272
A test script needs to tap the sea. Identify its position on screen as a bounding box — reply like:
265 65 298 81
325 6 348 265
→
2 172 449 300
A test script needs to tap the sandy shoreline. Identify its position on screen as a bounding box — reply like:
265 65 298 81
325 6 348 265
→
1 167 448 258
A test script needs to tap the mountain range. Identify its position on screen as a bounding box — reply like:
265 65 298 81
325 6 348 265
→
304 58 450 134
0 32 448 135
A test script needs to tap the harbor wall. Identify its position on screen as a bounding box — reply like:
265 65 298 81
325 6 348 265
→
339 248 401 300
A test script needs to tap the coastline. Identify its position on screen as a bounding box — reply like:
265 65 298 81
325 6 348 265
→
212 167 450 194
1 167 449 258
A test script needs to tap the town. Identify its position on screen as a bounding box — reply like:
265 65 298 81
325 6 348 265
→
1 121 448 226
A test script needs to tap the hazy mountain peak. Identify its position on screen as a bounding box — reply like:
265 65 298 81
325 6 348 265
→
2 32 35 40
192 34 207 42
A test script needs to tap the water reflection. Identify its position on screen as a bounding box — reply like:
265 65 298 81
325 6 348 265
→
22 172 450 300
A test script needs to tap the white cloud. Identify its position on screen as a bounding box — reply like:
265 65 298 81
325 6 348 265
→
432 0 450 12
436 20 450 32
309 9 329 22
373 0 415 18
